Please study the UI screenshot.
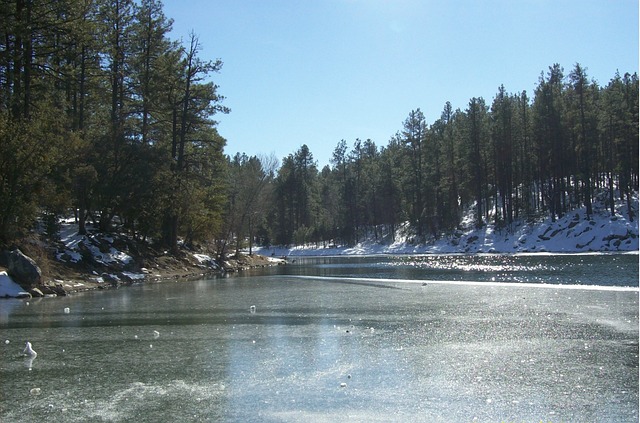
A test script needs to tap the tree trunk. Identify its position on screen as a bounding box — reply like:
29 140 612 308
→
608 172 615 216
78 206 87 235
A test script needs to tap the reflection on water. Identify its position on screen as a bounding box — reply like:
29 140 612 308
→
279 253 639 286
0 254 638 422
392 254 550 272
23 354 36 370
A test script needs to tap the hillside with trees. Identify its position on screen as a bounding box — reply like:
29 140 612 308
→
263 66 638 248
1 1 638 264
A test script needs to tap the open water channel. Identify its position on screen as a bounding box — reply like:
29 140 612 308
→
1 253 638 422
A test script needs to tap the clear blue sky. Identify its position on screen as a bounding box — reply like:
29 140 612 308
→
162 0 639 168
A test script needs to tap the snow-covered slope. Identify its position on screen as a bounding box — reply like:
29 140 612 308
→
260 193 639 257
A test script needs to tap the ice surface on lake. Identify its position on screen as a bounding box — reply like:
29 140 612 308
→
1 255 637 422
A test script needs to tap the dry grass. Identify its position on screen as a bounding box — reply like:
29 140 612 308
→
13 235 55 278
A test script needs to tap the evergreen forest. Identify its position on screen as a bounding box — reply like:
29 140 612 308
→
1 1 638 258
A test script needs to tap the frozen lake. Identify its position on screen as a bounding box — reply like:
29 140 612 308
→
1 254 638 422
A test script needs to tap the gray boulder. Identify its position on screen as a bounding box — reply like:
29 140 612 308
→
8 249 42 288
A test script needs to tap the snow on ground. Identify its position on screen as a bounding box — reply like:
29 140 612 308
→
56 221 134 266
193 253 213 264
0 272 29 298
56 219 85 263
54 219 216 279
258 194 639 257
121 271 145 281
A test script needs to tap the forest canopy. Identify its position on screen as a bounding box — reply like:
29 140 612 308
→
1 0 638 256
1 0 228 253
272 65 639 247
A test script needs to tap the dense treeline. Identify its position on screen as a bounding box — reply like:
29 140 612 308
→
262 64 638 247
1 2 638 256
1 0 231 253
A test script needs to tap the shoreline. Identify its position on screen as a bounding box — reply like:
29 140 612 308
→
265 248 640 257
2 248 637 299
2 194 638 299
0 252 286 299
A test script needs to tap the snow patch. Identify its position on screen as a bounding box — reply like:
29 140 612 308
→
55 220 135 268
121 272 145 281
193 254 213 264
0 272 30 298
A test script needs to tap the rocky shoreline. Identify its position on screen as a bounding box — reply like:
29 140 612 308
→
0 241 285 299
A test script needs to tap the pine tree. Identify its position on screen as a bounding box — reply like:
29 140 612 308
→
490 85 515 225
532 64 568 221
377 139 404 241
271 145 318 245
463 97 489 228
163 33 228 252
400 109 428 237
514 91 534 218
567 63 596 219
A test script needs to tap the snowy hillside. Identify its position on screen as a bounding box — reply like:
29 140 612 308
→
261 192 639 257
